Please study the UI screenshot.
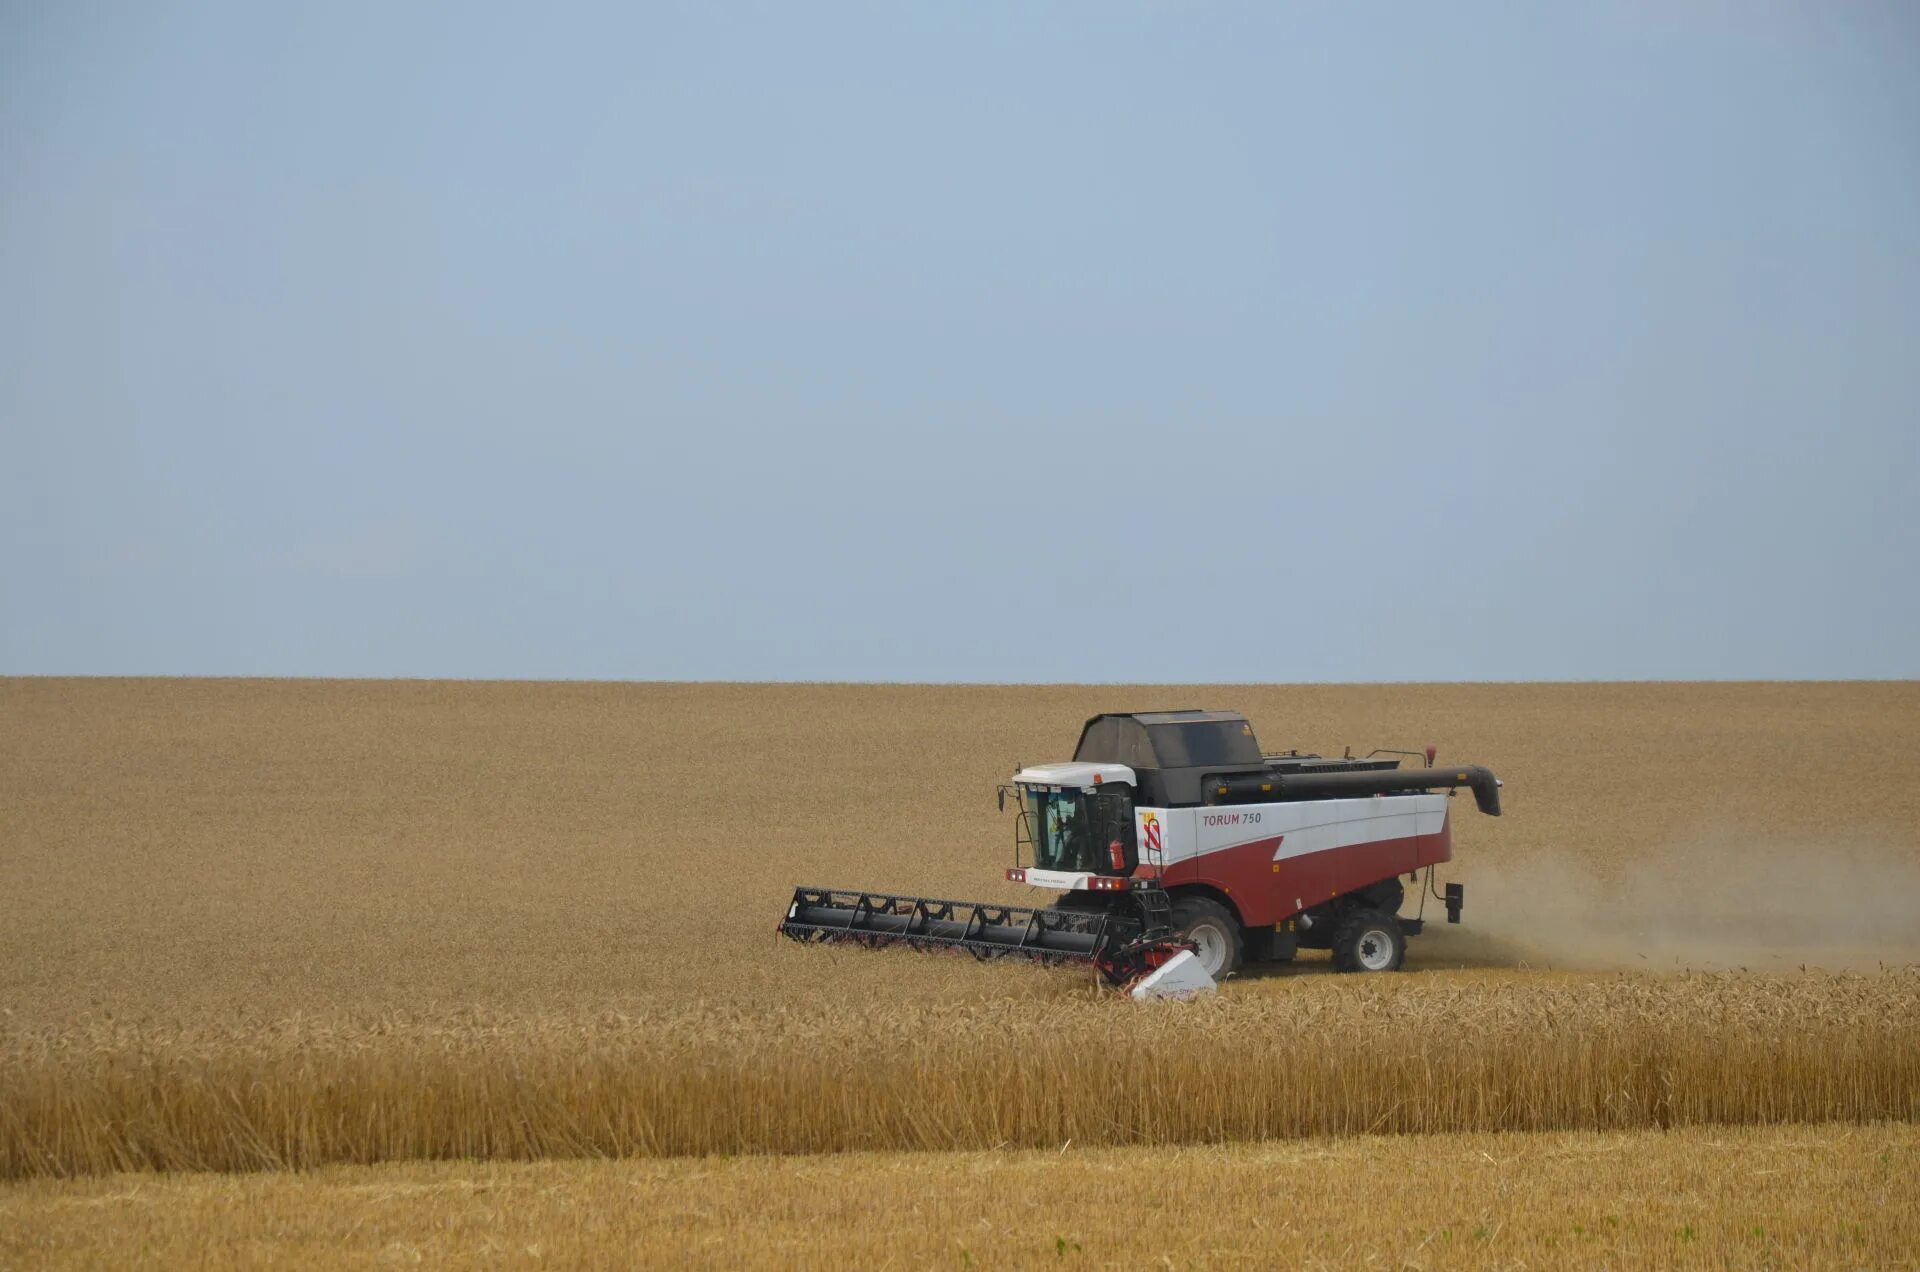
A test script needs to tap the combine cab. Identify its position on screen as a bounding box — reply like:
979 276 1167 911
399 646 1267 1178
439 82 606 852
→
782 710 1500 986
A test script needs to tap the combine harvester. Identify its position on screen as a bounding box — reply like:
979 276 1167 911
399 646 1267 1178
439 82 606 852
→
781 710 1500 996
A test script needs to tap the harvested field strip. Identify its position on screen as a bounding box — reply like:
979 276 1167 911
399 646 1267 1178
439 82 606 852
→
5 971 1916 1180
4 1122 1916 1270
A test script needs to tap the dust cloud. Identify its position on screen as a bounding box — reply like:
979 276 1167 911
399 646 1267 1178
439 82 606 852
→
1416 832 1920 972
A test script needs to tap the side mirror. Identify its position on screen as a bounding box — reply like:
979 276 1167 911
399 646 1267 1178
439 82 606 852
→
997 787 1006 812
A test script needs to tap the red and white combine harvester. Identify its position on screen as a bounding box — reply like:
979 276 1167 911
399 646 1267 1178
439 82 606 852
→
781 710 1500 995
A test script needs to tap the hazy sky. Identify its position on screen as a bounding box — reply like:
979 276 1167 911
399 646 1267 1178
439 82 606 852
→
4 3 1916 681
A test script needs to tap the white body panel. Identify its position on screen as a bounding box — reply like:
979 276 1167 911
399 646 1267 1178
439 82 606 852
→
1012 762 1136 790
1147 793 1448 865
1022 868 1098 889
1128 949 1217 1000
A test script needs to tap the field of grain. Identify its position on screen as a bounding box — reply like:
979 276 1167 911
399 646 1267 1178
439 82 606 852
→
3 679 1919 1262
7 1123 1916 1269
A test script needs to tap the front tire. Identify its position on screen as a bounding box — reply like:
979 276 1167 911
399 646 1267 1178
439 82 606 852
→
1331 910 1406 973
1169 896 1243 979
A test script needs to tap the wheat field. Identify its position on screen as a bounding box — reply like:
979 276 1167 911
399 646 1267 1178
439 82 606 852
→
5 1123 1915 1269
3 678 1919 1263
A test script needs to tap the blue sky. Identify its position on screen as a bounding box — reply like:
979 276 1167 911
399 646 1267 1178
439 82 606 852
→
3 2 1916 681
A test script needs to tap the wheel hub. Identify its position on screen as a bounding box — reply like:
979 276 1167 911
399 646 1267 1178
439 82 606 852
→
1357 927 1394 971
1189 923 1228 976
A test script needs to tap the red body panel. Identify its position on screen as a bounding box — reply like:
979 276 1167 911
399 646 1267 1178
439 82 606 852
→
1159 813 1453 926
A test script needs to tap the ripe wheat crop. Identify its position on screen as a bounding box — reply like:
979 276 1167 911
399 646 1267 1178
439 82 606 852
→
1 678 1917 1181
3 972 1917 1179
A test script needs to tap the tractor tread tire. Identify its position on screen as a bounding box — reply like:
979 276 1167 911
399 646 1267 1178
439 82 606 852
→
1169 895 1244 980
1331 909 1407 973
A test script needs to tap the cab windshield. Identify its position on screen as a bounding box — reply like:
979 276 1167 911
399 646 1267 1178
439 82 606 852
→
1023 787 1135 873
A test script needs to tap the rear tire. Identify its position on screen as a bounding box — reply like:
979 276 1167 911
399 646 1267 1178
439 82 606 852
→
1332 910 1406 973
1169 896 1243 979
